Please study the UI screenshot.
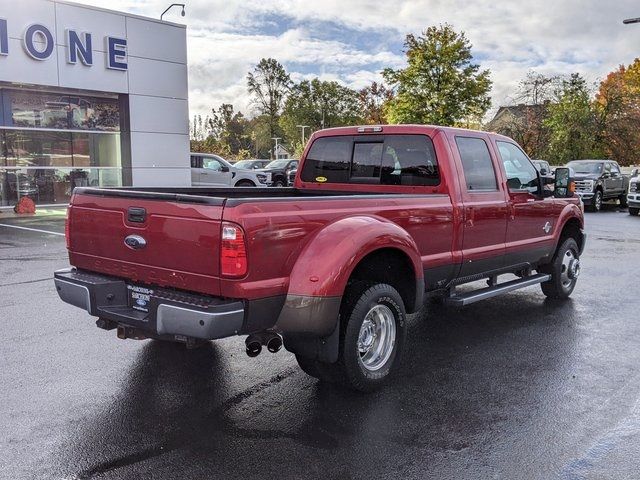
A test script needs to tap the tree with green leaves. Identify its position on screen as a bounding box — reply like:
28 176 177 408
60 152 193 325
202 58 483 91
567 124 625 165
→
487 72 557 159
279 79 363 145
189 104 253 159
383 24 492 126
247 58 292 147
544 73 603 163
358 82 394 124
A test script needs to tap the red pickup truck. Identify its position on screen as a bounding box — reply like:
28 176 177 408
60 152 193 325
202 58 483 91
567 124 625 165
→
55 125 585 391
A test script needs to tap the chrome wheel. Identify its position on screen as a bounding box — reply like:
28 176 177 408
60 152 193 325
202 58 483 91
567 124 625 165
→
357 304 396 372
594 192 602 211
560 248 580 289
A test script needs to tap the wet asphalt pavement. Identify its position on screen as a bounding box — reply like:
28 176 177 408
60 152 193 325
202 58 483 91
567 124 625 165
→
1 207 639 480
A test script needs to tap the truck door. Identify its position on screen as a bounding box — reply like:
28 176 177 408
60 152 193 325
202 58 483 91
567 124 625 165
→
494 140 556 267
201 157 232 186
609 162 624 195
450 134 508 277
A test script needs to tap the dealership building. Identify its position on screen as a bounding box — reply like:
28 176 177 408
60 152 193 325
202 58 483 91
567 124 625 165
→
0 0 190 207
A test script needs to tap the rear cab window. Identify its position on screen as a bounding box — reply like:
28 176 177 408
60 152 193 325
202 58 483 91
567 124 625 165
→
300 134 440 188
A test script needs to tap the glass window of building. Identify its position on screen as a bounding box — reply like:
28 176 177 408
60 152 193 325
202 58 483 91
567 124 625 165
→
1 88 123 207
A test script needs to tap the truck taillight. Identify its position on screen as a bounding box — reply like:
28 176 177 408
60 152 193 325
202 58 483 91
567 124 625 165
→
65 208 71 250
221 222 247 277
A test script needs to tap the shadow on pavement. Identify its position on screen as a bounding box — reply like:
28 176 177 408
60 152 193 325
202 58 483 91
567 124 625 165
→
60 293 581 479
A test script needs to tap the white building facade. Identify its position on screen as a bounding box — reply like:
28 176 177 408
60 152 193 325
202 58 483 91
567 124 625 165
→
0 0 190 207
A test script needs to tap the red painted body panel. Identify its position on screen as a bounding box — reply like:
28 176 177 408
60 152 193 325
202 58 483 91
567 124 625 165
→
219 194 454 299
66 125 583 306
68 195 223 296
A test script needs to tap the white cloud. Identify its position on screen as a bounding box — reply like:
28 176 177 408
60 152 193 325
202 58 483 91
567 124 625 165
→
81 0 640 121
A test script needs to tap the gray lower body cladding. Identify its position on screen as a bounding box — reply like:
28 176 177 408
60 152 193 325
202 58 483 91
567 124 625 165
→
54 268 343 341
54 268 244 341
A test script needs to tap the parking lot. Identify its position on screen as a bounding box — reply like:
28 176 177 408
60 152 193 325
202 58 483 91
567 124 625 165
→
1 207 639 480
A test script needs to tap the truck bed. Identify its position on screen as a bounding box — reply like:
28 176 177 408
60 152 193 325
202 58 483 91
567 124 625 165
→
68 187 455 301
74 186 393 205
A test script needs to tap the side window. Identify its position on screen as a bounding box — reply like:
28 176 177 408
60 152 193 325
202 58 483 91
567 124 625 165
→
455 137 497 191
496 141 540 194
204 158 222 171
610 162 620 175
190 155 202 168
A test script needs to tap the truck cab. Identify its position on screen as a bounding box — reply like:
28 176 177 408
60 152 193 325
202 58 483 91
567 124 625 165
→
568 159 629 211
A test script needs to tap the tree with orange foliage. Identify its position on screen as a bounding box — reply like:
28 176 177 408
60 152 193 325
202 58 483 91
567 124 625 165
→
595 59 640 166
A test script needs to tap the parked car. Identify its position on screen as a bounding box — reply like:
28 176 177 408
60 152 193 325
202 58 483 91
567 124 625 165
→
233 159 271 170
566 159 630 212
287 167 297 186
190 153 270 187
56 125 585 392
256 159 299 186
628 168 640 216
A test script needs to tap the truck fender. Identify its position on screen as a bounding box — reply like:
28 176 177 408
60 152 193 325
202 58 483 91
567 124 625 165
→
553 204 586 255
275 215 423 339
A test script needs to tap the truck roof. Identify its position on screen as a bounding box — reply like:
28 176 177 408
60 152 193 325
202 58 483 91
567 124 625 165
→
311 124 514 142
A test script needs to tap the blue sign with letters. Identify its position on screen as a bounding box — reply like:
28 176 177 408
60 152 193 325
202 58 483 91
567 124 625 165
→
0 18 127 71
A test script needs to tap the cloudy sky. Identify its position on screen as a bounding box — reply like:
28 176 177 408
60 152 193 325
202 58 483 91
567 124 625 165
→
85 0 640 121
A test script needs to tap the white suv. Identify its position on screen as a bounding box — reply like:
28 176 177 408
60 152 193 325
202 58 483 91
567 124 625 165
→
190 153 270 187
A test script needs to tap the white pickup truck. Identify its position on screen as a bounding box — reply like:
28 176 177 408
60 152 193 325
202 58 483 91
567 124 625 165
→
190 153 270 187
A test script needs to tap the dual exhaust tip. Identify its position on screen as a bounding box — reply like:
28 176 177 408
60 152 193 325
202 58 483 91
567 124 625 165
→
245 333 283 357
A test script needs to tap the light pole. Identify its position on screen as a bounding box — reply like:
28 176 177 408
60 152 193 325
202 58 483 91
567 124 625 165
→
623 17 640 24
160 3 185 20
271 137 281 160
296 125 310 146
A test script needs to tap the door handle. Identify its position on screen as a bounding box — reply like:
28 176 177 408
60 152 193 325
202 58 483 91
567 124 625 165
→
201 172 208 175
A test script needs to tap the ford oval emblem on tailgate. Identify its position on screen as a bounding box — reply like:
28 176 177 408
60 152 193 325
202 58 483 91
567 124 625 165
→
124 234 147 250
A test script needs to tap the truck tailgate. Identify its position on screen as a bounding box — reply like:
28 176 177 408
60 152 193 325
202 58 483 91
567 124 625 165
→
67 190 224 296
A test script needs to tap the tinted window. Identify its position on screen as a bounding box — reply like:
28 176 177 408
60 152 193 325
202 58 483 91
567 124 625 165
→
352 142 383 180
496 141 540 194
455 137 497 191
301 136 352 183
382 135 439 186
301 135 439 186
190 155 202 168
609 162 620 174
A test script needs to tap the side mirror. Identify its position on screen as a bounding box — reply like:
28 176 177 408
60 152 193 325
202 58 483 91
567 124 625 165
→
540 168 548 175
602 172 610 179
220 165 230 173
554 167 574 198
631 168 639 177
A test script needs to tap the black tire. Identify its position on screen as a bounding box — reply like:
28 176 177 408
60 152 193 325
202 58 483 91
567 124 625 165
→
235 180 255 187
273 179 285 187
619 194 628 208
320 283 407 392
629 207 639 216
588 190 602 212
540 237 581 299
